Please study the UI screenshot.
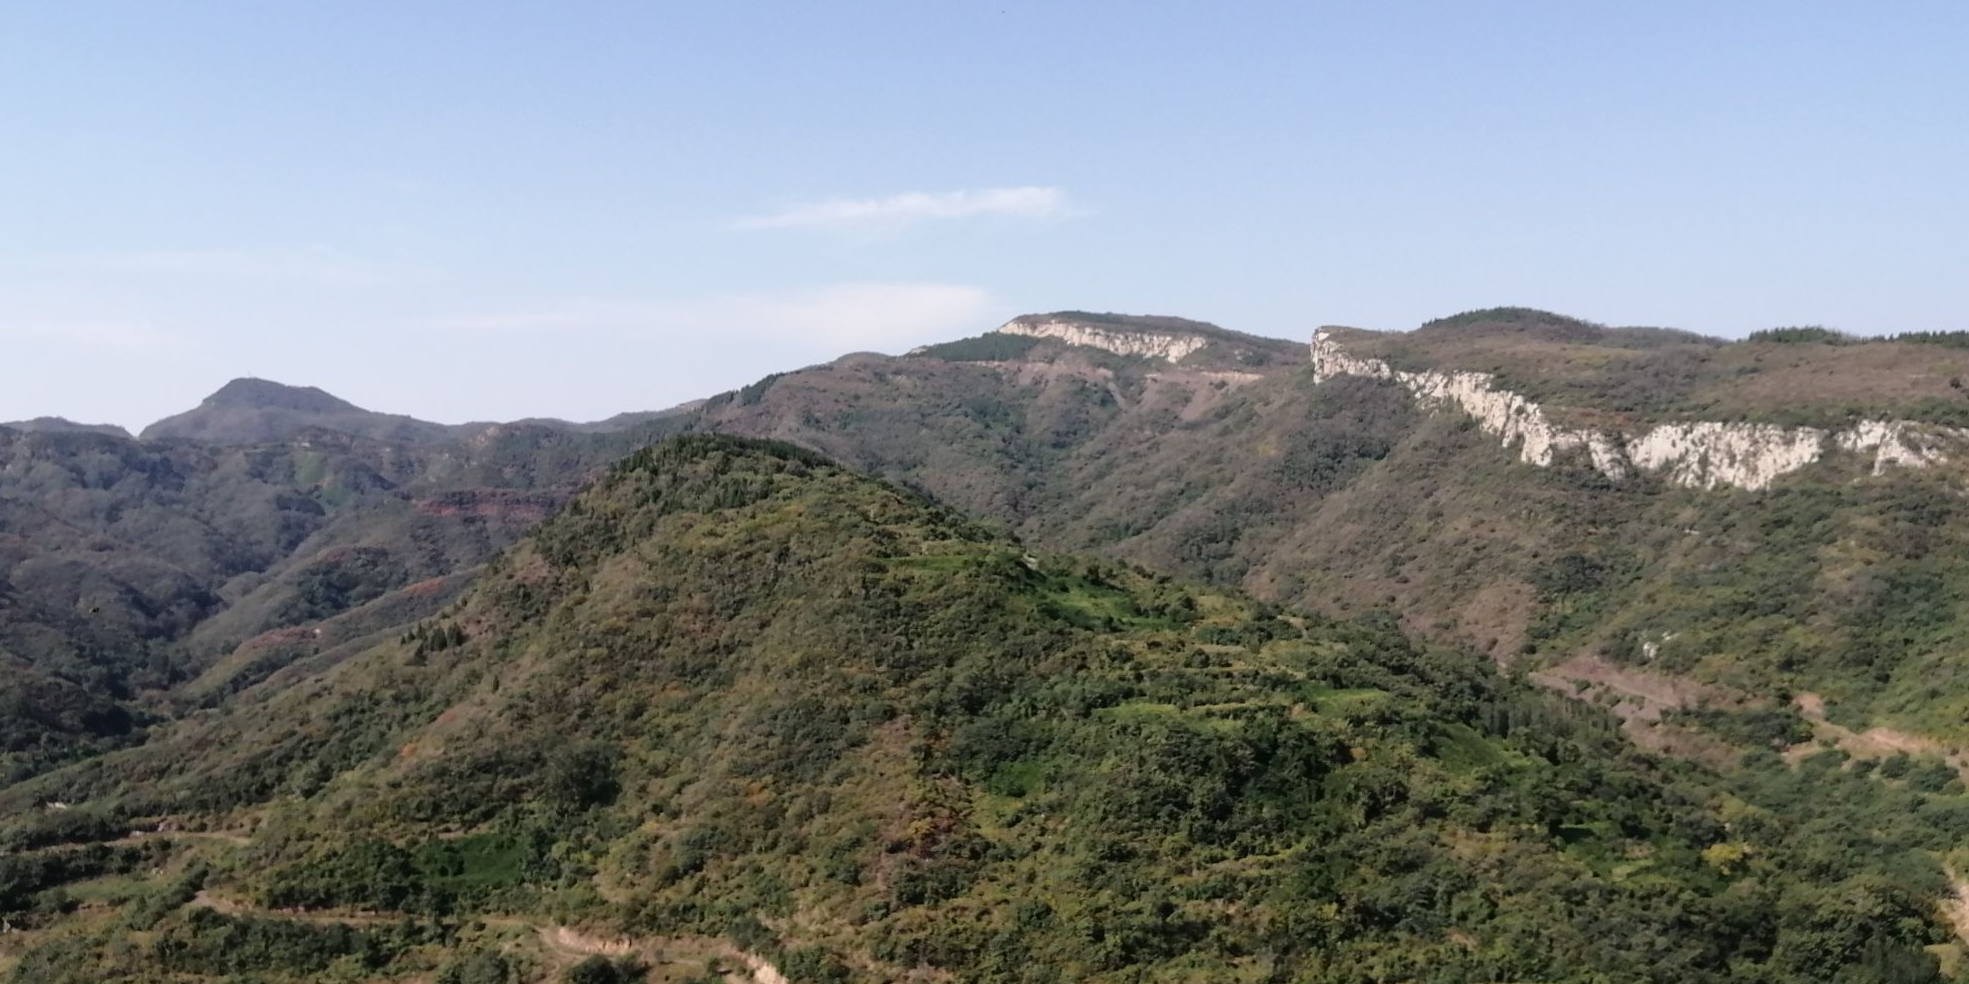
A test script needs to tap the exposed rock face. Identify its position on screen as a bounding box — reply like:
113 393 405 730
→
1623 422 1828 490
1836 419 1959 474
996 318 1209 362
1310 330 1966 490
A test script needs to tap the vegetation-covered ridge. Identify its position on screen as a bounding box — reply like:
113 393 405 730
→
4 435 1964 983
0 417 133 438
1309 327 1969 491
1336 307 1969 429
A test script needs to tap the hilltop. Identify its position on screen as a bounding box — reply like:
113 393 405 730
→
0 417 132 438
133 379 699 447
914 311 1304 369
139 377 462 445
1333 306 1969 429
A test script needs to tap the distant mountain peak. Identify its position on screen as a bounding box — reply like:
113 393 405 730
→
203 377 362 414
140 378 453 445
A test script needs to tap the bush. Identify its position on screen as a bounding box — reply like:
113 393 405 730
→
438 949 518 984
564 954 645 984
1903 759 1960 794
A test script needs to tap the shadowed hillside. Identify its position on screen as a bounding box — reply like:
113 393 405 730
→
0 419 693 779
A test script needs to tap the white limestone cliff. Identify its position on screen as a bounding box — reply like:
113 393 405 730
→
996 319 1209 363
1623 422 1827 491
1835 419 1958 475
1310 330 1966 491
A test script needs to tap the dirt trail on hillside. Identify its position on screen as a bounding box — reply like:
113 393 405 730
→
189 891 437 928
1532 662 1969 778
1791 693 1969 781
188 892 786 983
486 923 789 984
1529 655 1738 765
110 828 253 849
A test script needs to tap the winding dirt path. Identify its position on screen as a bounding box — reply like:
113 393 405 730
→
186 892 786 983
1791 693 1969 782
1528 654 1739 765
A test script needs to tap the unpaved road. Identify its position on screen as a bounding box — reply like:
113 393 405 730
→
187 891 785 983
1792 692 1969 782
1529 654 1738 765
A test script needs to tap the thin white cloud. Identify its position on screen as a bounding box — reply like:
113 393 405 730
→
417 283 996 351
735 187 1069 231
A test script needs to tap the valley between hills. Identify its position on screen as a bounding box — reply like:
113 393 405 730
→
7 308 1969 982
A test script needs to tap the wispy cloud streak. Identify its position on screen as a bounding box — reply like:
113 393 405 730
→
736 187 1068 231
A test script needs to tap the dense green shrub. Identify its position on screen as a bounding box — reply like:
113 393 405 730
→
438 949 520 984
563 955 645 984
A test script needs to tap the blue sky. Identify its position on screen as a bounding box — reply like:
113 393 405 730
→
4 2 1966 428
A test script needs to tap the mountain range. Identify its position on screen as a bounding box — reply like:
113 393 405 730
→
4 308 1969 983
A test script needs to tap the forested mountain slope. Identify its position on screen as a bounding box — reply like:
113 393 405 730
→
4 436 1959 984
0 419 690 779
138 378 698 447
10 307 1969 776
676 311 1969 756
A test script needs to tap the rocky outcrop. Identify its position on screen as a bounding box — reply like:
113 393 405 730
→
1310 330 1967 490
996 318 1209 362
1835 419 1960 475
1621 422 1828 490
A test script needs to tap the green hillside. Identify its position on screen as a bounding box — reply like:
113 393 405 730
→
2 437 1960 983
678 313 1969 755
